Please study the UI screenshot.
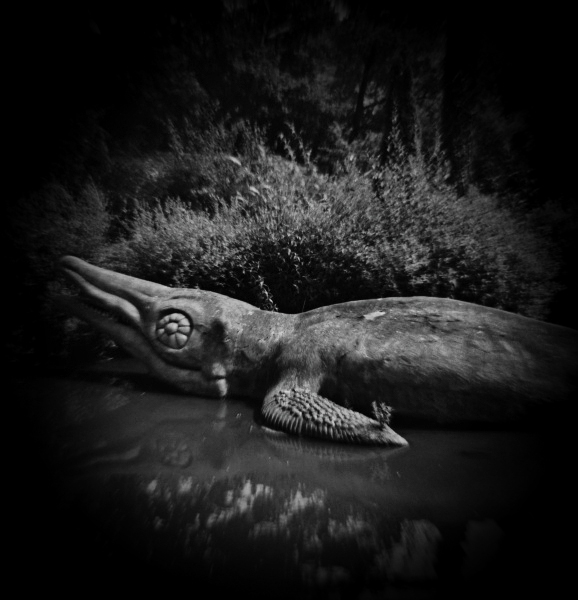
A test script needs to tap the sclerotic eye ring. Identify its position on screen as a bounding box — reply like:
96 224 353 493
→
156 312 192 349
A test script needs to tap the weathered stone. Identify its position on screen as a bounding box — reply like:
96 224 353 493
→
57 256 578 446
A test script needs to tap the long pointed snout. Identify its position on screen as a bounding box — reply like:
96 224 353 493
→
60 256 170 308
58 255 174 341
57 256 232 398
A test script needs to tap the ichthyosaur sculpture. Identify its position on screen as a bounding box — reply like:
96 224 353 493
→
57 256 578 446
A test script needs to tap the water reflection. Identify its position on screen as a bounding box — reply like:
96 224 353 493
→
84 472 445 591
15 359 570 598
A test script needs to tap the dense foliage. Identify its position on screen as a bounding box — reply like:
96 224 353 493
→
8 2 577 364
100 152 559 318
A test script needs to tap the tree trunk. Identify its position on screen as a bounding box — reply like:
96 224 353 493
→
349 44 376 142
441 13 470 196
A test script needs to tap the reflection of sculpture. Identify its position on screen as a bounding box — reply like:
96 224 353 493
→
58 256 577 446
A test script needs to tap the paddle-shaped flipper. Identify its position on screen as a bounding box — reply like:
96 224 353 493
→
261 388 408 446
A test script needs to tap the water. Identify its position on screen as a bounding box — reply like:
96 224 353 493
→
13 359 571 598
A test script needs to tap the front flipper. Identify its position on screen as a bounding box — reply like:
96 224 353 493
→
261 388 408 446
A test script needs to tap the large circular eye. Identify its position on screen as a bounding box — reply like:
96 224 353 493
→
156 312 192 349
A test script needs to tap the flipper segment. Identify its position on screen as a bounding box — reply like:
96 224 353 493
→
261 388 408 446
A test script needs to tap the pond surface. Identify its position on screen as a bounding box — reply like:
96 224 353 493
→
13 359 571 599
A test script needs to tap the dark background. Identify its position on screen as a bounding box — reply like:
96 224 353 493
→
8 4 576 196
6 2 578 339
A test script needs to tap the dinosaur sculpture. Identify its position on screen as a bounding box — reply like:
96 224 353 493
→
57 256 577 446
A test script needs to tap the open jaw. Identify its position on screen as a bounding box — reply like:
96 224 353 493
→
56 256 225 396
57 256 165 358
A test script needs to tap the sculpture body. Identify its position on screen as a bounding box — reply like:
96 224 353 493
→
58 256 578 446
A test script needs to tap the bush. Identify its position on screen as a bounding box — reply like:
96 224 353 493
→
101 154 560 320
102 121 262 224
10 180 110 277
8 147 564 366
9 180 112 363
